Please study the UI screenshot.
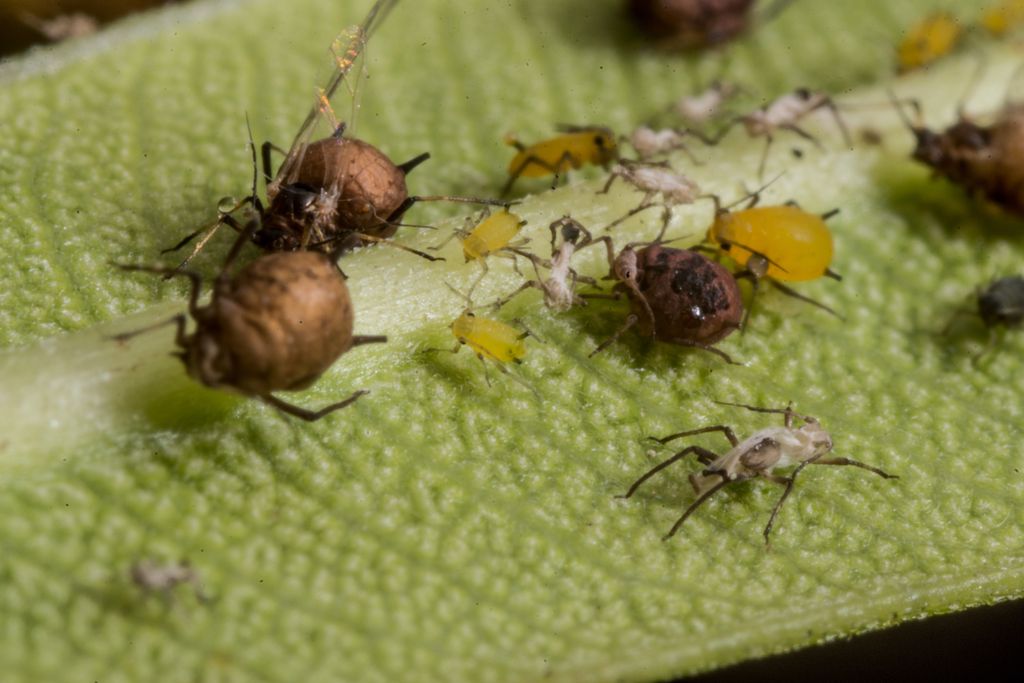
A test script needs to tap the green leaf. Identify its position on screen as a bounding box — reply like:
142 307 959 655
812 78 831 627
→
1 1 1021 681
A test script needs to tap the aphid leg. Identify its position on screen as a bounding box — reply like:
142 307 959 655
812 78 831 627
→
821 99 853 147
649 424 740 447
502 152 574 197
351 335 388 346
598 170 621 195
811 457 899 480
489 281 543 311
589 313 639 357
466 260 490 300
825 268 842 281
732 270 761 332
652 206 674 244
779 123 823 151
770 281 844 320
666 337 739 365
261 141 288 184
354 233 445 263
549 151 578 190
618 445 722 499
260 390 369 422
761 469 801 546
664 477 733 540
110 313 188 345
604 201 662 232
756 134 774 182
113 262 204 317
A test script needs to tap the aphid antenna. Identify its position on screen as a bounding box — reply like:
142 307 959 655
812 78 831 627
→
712 399 811 424
715 171 787 214
955 53 990 120
886 88 924 132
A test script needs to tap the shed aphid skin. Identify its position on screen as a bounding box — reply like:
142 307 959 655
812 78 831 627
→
722 87 852 180
628 126 705 162
890 86 1024 218
620 402 898 544
672 80 741 127
944 276 1024 360
981 0 1024 36
705 187 843 328
628 0 795 51
114 224 386 422
130 559 210 604
491 216 603 312
600 159 704 241
502 125 619 197
896 12 963 73
588 238 743 363
165 0 504 270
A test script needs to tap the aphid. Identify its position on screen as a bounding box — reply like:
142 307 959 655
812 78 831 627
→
628 126 703 161
896 12 963 73
130 559 210 604
600 159 703 239
672 80 741 127
628 0 794 51
891 92 1024 217
726 87 851 179
619 401 898 544
503 125 619 196
115 227 386 421
589 240 743 362
980 0 1024 36
20 12 98 42
433 207 528 295
491 216 602 312
167 0 501 268
436 288 536 393
945 276 1024 359
705 190 843 327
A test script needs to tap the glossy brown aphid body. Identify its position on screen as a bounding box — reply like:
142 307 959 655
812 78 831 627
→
117 230 386 421
629 0 755 50
256 131 430 255
591 242 743 362
900 102 1024 216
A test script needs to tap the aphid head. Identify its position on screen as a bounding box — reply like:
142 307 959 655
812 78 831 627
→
560 219 583 246
798 416 833 458
613 246 641 286
592 127 620 164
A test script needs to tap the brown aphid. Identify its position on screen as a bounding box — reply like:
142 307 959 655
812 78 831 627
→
590 241 743 362
893 94 1024 217
115 229 386 421
628 0 793 51
167 0 502 268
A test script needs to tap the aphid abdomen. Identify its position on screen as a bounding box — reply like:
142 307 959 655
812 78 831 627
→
293 137 409 243
711 206 833 281
454 314 526 363
194 252 355 396
462 211 523 260
634 246 743 344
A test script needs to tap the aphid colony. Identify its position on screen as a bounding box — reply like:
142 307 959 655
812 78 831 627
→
107 0 1024 562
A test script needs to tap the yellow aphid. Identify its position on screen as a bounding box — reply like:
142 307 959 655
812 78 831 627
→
897 12 963 73
462 209 526 261
503 126 618 195
980 0 1024 35
451 312 528 363
707 205 834 282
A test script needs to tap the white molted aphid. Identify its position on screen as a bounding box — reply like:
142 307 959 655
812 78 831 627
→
737 88 851 178
130 559 211 603
629 126 702 161
601 160 703 240
620 402 898 544
674 81 738 125
492 216 603 313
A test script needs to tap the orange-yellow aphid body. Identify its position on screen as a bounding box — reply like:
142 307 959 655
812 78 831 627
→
451 312 527 363
897 12 963 73
981 0 1024 35
708 205 833 282
503 126 618 195
462 210 525 262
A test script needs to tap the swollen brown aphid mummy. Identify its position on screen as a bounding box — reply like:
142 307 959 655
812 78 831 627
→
628 0 794 51
115 226 386 421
